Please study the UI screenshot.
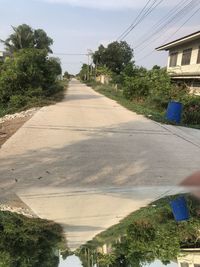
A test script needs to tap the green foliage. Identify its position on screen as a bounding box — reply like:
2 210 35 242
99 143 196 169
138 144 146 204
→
147 69 174 108
123 75 150 99
97 253 116 267
123 69 174 108
182 95 200 125
0 211 65 267
9 95 29 109
63 71 71 79
96 66 112 76
79 64 88 81
34 28 53 53
78 195 200 267
1 24 53 53
152 65 161 70
93 41 133 74
0 48 63 112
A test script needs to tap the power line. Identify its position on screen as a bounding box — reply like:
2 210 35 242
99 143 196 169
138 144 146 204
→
136 4 200 63
162 5 200 44
135 0 198 55
135 0 197 52
133 0 190 49
118 0 165 41
117 0 153 41
53 53 88 56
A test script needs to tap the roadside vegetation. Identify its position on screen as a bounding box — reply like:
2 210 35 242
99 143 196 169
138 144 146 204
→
0 211 67 267
77 194 200 267
78 41 200 128
0 24 68 118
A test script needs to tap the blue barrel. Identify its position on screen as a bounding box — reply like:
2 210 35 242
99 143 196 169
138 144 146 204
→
170 197 190 222
166 101 183 124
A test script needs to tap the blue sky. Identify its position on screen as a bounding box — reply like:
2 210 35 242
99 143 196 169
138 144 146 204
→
0 0 199 74
58 255 178 267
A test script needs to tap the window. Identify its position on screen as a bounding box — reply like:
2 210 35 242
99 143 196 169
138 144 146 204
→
197 47 200 64
180 263 189 267
169 52 178 67
181 48 192 65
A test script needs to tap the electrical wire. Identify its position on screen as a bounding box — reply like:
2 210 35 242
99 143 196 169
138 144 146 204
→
117 0 165 41
119 0 165 41
117 0 153 41
53 53 88 56
134 0 198 53
133 0 190 49
136 4 200 63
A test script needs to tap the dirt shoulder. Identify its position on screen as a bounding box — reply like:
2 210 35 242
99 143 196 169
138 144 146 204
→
0 108 39 148
0 108 40 216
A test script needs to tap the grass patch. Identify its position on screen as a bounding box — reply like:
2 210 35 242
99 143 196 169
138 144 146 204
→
82 194 199 249
78 194 200 267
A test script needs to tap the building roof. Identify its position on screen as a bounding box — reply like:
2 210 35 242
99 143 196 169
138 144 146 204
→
156 31 200 51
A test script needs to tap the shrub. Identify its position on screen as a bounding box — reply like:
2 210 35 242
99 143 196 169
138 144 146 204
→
147 69 174 108
182 95 200 125
123 75 150 99
0 48 63 110
9 95 28 109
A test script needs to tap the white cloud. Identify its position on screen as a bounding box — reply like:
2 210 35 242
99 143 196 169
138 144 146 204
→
41 0 175 10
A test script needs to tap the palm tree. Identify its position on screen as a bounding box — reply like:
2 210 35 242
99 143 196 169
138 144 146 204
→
0 24 53 53
1 24 34 53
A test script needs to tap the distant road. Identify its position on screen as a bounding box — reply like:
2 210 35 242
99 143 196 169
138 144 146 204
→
0 79 199 249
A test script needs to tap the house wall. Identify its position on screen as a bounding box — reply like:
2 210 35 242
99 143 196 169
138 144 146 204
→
0 51 4 62
95 75 110 85
167 39 200 75
177 252 200 267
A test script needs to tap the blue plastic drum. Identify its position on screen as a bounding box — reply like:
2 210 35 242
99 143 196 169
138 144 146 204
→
170 197 190 222
166 101 183 124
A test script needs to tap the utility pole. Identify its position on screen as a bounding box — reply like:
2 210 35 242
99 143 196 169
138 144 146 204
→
87 53 90 81
87 49 93 81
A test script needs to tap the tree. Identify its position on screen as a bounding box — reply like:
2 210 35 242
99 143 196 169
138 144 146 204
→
1 24 34 53
152 65 161 70
0 48 62 107
63 71 71 80
47 57 62 77
34 29 53 53
93 41 133 74
79 64 88 81
1 24 53 53
93 45 106 66
0 211 64 267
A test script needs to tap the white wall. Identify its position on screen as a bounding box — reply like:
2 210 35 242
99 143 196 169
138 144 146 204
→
177 252 200 267
167 39 200 75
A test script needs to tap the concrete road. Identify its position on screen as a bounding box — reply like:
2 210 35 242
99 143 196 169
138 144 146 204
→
0 79 199 249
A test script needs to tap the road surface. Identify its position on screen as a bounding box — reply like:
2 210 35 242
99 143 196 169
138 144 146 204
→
0 79 199 249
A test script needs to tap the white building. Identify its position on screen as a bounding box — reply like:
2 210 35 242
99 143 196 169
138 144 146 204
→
156 31 200 95
177 249 200 267
0 50 10 62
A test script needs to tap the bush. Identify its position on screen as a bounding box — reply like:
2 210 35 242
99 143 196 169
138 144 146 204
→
123 69 174 107
0 48 63 110
9 95 28 109
182 95 200 125
0 211 64 267
147 69 174 108
123 75 150 99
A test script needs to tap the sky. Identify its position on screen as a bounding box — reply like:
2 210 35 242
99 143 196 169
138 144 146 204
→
59 255 83 267
58 255 178 267
0 0 199 74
